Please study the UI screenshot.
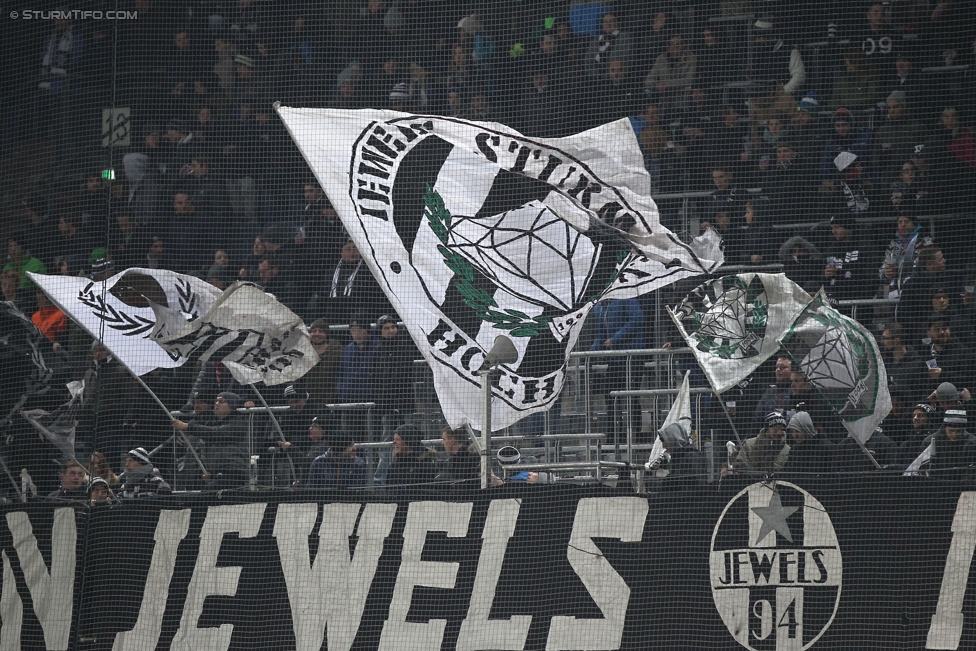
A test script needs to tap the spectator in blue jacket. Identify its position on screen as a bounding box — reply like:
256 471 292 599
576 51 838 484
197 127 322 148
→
590 298 645 445
306 434 366 489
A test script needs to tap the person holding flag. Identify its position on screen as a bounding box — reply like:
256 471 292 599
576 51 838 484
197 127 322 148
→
172 392 250 489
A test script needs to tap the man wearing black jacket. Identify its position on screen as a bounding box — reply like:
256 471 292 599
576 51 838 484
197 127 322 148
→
267 385 321 486
387 424 437 487
172 391 249 489
46 459 88 501
370 315 418 484
439 427 479 485
783 411 834 476
881 323 926 402
925 409 976 483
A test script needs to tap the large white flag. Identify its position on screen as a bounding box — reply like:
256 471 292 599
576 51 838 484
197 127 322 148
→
29 269 221 376
150 282 319 386
277 107 721 430
780 291 891 444
668 273 813 394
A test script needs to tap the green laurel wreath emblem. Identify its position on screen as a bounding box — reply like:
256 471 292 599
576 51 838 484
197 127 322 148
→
690 276 768 359
423 184 551 337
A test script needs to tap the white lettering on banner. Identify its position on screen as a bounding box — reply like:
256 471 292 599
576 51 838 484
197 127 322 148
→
3 509 76 650
456 499 531 651
113 509 192 651
927 492 976 649
274 502 397 651
378 501 473 651
0 552 23 651
546 497 649 651
170 503 266 651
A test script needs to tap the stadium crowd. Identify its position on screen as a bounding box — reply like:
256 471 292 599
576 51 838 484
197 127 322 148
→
3 1 976 498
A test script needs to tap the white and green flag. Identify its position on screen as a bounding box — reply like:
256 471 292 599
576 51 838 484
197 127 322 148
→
667 273 813 394
277 107 722 430
780 291 891 444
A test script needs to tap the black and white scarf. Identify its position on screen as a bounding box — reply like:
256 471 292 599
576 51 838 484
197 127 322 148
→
595 29 620 62
330 259 362 298
41 25 75 74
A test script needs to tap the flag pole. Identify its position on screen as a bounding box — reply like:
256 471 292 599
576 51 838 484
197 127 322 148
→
717 397 744 447
248 383 297 488
249 384 288 444
0 454 23 501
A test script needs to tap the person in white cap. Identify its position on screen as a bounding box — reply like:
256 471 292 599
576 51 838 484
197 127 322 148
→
830 151 875 216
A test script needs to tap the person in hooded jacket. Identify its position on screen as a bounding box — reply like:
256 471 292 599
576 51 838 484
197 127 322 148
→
306 434 366 489
783 411 835 476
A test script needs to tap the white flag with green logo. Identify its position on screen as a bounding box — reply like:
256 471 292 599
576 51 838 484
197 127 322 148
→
780 291 891 444
667 273 813 394
277 107 721 430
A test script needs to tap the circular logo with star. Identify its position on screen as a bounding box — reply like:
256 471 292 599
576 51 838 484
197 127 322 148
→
710 482 842 650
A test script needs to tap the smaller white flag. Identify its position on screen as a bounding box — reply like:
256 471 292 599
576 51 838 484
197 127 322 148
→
29 269 222 376
150 282 319 386
668 273 813 394
646 371 694 473
661 370 693 435
904 441 934 476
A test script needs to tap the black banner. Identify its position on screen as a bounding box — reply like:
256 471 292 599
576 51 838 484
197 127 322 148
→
0 478 974 650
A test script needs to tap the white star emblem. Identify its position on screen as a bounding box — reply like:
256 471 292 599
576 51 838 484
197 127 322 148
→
752 492 799 543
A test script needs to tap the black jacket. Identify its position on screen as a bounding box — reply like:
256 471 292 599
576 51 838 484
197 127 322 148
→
387 449 438 487
439 445 480 484
784 438 836 476
369 334 418 413
835 432 898 471
189 414 250 489
928 430 976 482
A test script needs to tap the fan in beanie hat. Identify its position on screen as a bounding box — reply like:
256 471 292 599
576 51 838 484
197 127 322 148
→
944 409 967 427
393 424 425 453
217 391 243 409
764 411 788 431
